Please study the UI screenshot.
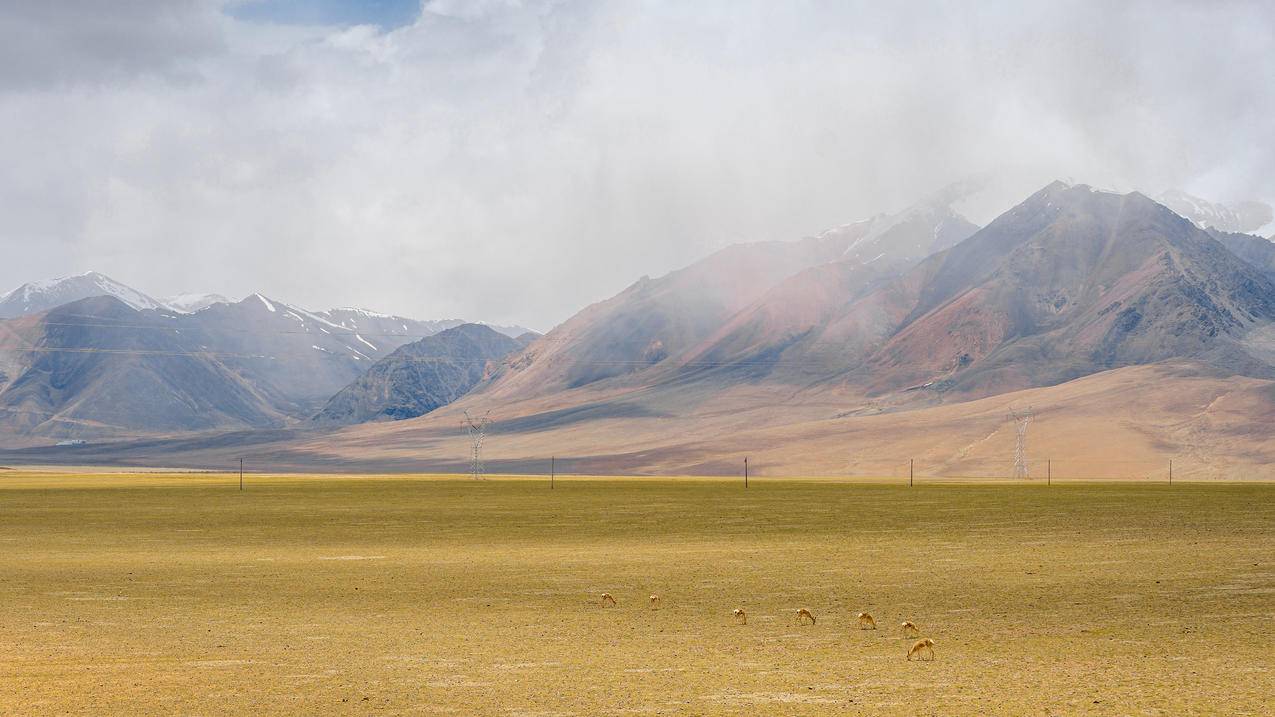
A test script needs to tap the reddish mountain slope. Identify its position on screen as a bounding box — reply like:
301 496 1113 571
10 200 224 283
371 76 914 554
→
488 202 976 400
676 183 1275 397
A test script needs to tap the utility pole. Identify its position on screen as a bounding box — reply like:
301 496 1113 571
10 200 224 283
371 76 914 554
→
239 458 243 491
551 456 555 490
1047 459 1051 486
1169 459 1173 485
744 457 749 488
909 458 914 487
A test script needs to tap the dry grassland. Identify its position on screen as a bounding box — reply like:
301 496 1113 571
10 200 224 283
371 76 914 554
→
1 471 1272 715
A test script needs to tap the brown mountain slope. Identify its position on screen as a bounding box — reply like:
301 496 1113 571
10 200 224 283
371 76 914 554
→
672 204 978 373
864 183 1275 394
485 234 860 401
1210 229 1275 284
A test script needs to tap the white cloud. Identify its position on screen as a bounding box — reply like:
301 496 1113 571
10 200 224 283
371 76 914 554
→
1 0 1273 328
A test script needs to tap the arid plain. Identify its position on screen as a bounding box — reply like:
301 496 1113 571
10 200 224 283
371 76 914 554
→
2 470 1272 715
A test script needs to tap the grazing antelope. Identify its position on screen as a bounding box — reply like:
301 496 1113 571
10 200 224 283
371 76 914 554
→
796 608 816 625
907 638 935 661
649 594 661 609
900 621 920 638
732 608 747 625
857 612 877 630
600 593 617 607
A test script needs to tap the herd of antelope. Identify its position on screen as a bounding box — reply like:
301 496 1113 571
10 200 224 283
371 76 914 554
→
600 593 936 661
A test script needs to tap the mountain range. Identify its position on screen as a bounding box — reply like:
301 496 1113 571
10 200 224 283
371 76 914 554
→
673 183 1275 398
452 184 1275 430
3 181 1275 478
0 278 533 442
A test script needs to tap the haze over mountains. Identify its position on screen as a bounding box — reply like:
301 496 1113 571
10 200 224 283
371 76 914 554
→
0 276 533 442
193 181 1275 479
3 181 1275 478
470 183 1275 417
484 197 978 401
680 183 1275 398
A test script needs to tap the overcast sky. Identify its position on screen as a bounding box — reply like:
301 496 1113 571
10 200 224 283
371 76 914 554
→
2 1 1273 330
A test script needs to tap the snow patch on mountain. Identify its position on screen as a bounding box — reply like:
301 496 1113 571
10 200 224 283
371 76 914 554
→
250 294 277 312
1158 189 1274 234
163 293 233 313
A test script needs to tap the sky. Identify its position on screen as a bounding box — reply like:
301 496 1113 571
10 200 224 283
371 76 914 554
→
2 1 1273 331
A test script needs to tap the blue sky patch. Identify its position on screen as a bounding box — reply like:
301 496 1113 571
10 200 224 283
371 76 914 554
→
229 0 421 31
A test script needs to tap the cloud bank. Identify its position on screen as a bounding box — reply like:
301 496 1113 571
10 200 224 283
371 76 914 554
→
2 0 1273 329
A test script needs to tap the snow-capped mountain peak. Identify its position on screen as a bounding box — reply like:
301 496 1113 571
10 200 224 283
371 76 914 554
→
0 271 167 319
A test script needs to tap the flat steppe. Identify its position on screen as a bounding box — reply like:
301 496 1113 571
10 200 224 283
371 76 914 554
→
1 471 1272 715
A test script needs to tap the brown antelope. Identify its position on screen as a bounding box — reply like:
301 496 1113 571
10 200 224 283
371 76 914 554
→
732 608 747 625
900 621 920 638
907 638 935 661
796 608 816 625
600 593 617 607
857 612 876 630
649 594 661 609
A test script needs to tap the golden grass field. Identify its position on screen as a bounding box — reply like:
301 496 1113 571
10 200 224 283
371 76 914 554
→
1 470 1273 715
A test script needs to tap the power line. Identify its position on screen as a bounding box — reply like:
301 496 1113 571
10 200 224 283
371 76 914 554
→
2 309 981 371
0 341 916 370
0 346 276 359
19 312 903 352
0 346 929 370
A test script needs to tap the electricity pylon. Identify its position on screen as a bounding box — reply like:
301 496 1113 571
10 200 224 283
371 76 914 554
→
463 410 492 480
1008 406 1033 479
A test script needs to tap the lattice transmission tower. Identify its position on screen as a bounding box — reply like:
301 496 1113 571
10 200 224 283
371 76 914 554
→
463 410 492 480
1008 406 1034 479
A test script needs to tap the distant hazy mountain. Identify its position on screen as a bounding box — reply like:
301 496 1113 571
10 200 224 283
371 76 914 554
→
0 296 291 438
1157 189 1273 234
311 308 532 342
0 290 531 441
2 273 535 338
163 293 234 313
313 323 521 425
0 271 167 319
172 293 438 417
835 202 980 271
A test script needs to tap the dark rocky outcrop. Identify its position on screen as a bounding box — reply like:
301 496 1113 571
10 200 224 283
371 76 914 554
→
313 323 521 425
